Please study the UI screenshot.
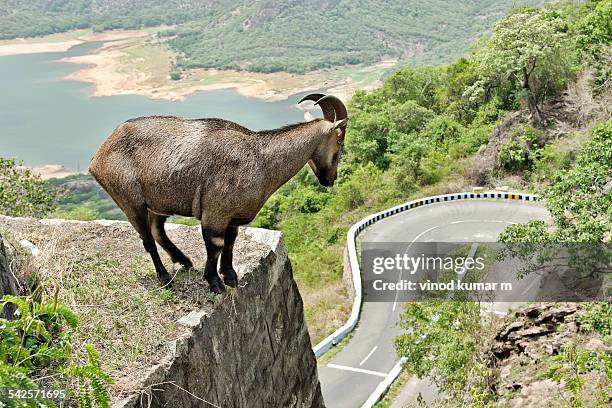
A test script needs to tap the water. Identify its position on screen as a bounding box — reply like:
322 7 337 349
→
0 42 306 169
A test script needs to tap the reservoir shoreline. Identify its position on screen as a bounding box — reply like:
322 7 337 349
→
0 29 386 103
0 42 307 169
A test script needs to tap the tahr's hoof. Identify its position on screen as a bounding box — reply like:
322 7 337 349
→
174 255 193 269
208 277 225 294
159 275 173 288
221 270 238 288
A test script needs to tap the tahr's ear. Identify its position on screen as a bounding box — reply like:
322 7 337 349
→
333 118 347 129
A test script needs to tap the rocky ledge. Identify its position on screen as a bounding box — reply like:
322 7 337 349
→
0 216 324 408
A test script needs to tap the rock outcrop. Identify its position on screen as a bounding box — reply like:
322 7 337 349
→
0 232 18 318
493 303 580 360
116 227 325 408
0 216 324 408
490 303 609 407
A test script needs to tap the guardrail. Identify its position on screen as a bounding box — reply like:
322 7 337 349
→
312 191 538 405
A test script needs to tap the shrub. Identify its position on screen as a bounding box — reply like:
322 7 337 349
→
580 303 611 336
546 342 611 407
529 144 573 182
333 164 383 211
389 101 435 135
390 135 428 189
285 187 330 214
498 139 526 171
421 115 465 144
52 206 101 221
0 293 113 408
0 158 58 217
472 96 508 126
169 71 181 81
498 127 545 172
395 301 488 400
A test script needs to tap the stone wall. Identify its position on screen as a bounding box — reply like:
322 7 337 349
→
116 228 325 408
0 215 323 408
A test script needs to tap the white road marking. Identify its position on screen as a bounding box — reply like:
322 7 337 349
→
327 363 387 378
524 276 540 293
393 225 441 311
450 219 517 225
406 225 440 251
359 346 378 366
392 219 518 311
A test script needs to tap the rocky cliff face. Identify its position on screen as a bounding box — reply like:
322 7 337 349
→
490 303 609 407
0 232 18 318
116 228 325 408
0 216 324 408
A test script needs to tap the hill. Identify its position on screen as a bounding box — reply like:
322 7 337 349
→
0 0 540 73
0 0 212 38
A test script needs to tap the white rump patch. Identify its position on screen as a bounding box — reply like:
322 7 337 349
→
211 236 225 246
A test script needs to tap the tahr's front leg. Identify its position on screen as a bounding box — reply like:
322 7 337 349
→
220 226 239 288
202 227 225 294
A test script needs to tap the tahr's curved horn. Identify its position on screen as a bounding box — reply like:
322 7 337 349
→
298 93 348 139
298 93 325 104
298 93 333 121
314 95 348 123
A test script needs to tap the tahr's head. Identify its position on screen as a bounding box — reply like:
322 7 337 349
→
299 94 348 187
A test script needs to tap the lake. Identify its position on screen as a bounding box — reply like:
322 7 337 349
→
0 42 306 169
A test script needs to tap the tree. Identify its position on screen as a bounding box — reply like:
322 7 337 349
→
420 115 465 144
390 134 428 188
395 301 490 402
474 7 570 124
501 121 611 243
0 158 57 218
574 0 612 88
499 121 611 282
575 0 612 54
345 91 393 168
381 66 442 110
389 100 435 135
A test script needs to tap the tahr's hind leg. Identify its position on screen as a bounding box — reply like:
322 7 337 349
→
126 208 173 287
92 161 172 287
201 225 226 294
149 211 193 268
220 225 239 288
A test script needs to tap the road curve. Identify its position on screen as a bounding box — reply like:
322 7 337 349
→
318 198 550 408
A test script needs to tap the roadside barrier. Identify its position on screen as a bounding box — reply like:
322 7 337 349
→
312 191 538 405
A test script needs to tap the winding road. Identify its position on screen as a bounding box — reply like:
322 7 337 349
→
317 198 550 407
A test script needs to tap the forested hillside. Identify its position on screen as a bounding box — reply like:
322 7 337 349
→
0 0 215 37
0 0 540 73
166 0 542 73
